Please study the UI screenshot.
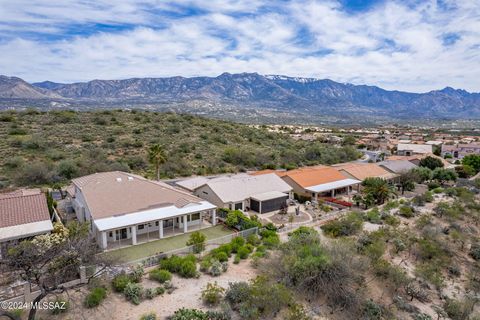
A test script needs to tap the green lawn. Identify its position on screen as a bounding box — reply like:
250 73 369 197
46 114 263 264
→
103 225 233 263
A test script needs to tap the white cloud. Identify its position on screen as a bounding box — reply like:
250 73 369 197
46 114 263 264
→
0 0 479 92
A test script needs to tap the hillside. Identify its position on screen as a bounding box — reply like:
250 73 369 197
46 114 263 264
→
0 109 360 188
0 73 479 124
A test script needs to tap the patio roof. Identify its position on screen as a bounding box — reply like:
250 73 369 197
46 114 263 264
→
305 178 361 193
0 220 53 242
94 200 216 232
251 191 289 202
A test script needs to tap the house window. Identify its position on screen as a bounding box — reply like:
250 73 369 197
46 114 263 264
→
109 232 112 237
191 213 200 221
155 221 159 226
138 224 144 230
203 191 208 195
235 202 243 210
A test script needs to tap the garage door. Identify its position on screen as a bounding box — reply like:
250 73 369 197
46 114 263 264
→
260 196 288 213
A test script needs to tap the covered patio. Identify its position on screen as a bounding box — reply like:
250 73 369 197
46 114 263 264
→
306 178 361 201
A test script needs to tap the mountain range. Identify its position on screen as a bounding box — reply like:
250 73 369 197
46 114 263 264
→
0 73 479 123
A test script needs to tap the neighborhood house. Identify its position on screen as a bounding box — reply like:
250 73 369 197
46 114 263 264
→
0 189 53 257
177 173 293 214
68 171 217 250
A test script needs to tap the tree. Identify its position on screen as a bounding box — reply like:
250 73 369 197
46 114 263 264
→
432 168 458 185
186 231 207 254
455 165 475 178
462 154 480 173
362 177 396 205
397 171 417 195
0 222 110 320
410 167 432 184
147 144 167 180
419 156 444 170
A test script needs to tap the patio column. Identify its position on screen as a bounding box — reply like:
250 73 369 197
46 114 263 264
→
101 231 107 250
183 215 188 233
259 201 262 214
331 189 335 197
313 192 318 202
212 209 217 226
159 220 163 239
131 225 137 245
347 186 350 195
198 212 202 230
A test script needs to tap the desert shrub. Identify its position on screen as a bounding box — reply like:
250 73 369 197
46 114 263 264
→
140 312 157 320
399 206 415 218
362 300 386 320
373 259 408 289
186 231 207 253
443 297 477 320
124 282 143 305
180 260 198 278
225 281 250 306
149 269 172 283
201 282 225 305
84 287 107 308
230 237 246 253
130 264 144 283
428 181 441 190
415 263 444 288
321 211 363 237
159 254 197 277
112 273 131 292
383 214 400 226
285 303 311 320
214 251 229 262
233 255 240 264
200 259 212 272
470 243 480 260
209 259 223 277
236 246 250 259
225 209 261 230
169 308 230 320
246 234 261 246
365 208 382 224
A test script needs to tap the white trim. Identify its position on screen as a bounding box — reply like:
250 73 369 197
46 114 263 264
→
305 179 361 193
0 220 53 242
93 201 216 232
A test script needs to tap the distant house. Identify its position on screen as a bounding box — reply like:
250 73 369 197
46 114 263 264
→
397 143 433 156
277 166 361 201
0 189 53 257
441 143 480 159
69 171 217 250
378 160 418 174
333 163 397 181
178 173 293 214
387 154 455 169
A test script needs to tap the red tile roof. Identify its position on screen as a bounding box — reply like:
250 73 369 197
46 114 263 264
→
0 192 51 228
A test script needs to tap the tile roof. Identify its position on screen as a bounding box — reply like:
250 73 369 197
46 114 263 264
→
378 160 418 174
0 191 51 228
72 171 204 220
203 173 292 203
333 163 397 180
281 166 350 188
387 154 454 169
397 143 432 154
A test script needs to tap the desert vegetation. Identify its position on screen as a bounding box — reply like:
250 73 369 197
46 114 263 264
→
0 109 361 188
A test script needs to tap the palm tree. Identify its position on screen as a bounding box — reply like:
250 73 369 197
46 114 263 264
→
148 144 167 180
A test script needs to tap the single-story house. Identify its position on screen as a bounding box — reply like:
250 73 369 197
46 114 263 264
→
0 189 53 257
378 160 418 174
333 163 397 181
180 173 293 214
387 154 455 169
441 143 480 159
397 143 433 156
69 171 217 250
278 166 361 201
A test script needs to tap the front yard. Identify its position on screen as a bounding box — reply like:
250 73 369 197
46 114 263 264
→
103 225 234 263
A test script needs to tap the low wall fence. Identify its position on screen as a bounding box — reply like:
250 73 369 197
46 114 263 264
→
126 227 258 268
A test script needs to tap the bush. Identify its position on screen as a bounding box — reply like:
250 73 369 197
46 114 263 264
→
209 259 223 277
170 308 230 320
200 259 212 272
470 243 480 260
130 264 144 283
246 234 261 246
201 282 225 305
179 260 198 278
236 246 250 259
428 181 441 190
230 237 246 253
399 206 415 218
214 251 229 262
112 273 131 292
225 281 250 306
149 269 172 283
321 211 363 237
233 255 240 264
124 282 143 305
84 287 107 308
140 312 157 320
186 231 207 253
262 234 280 248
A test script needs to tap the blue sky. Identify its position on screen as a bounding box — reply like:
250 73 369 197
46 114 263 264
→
0 0 479 92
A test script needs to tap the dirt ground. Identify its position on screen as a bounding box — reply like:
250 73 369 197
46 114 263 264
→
35 260 257 320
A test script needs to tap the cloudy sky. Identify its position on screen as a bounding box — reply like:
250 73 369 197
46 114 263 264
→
0 0 479 92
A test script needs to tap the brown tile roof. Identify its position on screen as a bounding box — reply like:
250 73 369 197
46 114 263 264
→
0 192 51 228
72 171 203 220
281 166 348 188
387 153 454 168
333 163 397 180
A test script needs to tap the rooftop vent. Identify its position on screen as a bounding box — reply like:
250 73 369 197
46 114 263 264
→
128 177 134 181
116 178 122 182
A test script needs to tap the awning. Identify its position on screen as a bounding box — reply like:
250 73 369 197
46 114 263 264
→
251 191 288 202
0 220 54 242
305 178 361 193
